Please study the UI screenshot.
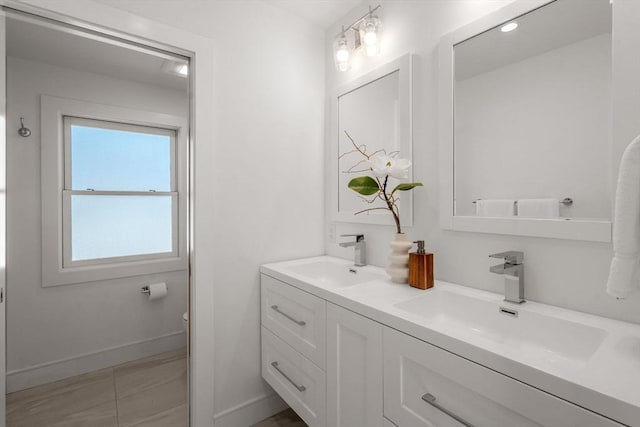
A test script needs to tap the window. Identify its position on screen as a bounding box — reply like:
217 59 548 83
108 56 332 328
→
41 96 188 287
63 117 177 266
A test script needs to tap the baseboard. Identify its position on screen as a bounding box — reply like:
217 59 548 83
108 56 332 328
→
213 393 288 427
7 331 187 393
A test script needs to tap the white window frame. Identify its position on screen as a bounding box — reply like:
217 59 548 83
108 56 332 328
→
62 116 179 267
41 95 188 287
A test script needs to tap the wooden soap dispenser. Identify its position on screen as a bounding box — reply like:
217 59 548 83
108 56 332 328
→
409 240 434 290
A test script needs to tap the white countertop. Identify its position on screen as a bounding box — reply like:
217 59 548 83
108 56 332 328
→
261 256 640 427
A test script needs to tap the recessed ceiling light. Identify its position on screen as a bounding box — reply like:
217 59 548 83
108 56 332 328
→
177 64 188 76
501 22 518 32
161 60 189 78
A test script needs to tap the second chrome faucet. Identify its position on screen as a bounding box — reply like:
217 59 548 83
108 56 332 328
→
489 251 525 304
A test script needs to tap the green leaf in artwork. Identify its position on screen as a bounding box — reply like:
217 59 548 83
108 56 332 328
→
348 176 380 196
391 182 423 194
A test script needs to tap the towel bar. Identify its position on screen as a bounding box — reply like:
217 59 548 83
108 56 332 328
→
472 198 573 206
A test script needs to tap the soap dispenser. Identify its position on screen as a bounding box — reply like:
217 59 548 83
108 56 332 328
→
409 240 434 290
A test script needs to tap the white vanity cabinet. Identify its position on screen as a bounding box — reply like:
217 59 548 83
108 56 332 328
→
383 327 622 427
261 268 626 427
326 302 383 427
261 274 383 427
261 275 327 427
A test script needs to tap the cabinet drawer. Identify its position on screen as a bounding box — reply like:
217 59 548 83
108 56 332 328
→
383 327 621 427
261 274 326 368
262 326 326 427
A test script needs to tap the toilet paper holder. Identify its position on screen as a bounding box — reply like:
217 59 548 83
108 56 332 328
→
140 282 168 301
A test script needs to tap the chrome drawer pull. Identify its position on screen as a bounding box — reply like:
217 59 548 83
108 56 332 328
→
422 393 474 427
271 305 306 326
271 361 306 392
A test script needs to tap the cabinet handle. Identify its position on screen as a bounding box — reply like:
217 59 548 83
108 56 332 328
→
422 393 474 427
270 305 306 326
271 361 306 392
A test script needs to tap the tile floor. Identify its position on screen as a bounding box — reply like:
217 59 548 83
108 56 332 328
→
251 408 307 427
6 347 306 427
6 348 187 427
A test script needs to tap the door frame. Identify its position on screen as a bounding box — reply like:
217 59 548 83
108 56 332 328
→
0 12 6 427
0 1 216 425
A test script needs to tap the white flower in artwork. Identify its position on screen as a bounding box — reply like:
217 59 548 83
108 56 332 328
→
368 154 411 179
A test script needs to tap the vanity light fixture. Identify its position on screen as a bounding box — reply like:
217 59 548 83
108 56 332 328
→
501 22 518 32
332 4 382 71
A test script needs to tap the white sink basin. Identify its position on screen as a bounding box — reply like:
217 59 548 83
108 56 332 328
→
395 289 607 366
283 261 383 287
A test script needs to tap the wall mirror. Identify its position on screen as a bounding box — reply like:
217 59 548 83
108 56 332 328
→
331 54 413 226
439 0 613 242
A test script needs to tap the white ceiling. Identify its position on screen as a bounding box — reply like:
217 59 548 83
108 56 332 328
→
262 0 361 28
6 0 360 87
6 17 189 91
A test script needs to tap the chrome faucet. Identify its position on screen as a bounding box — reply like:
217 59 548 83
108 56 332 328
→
339 234 366 266
489 251 525 304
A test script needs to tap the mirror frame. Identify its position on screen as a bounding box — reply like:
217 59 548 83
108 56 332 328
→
331 53 413 226
438 0 612 243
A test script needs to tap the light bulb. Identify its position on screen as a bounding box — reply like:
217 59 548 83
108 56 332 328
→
336 46 350 63
363 31 377 46
359 13 381 57
363 25 377 45
333 31 351 71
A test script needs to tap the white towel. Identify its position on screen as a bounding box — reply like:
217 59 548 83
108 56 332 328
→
517 199 560 218
606 134 640 299
475 199 515 217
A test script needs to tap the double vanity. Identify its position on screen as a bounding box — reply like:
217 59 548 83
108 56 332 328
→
261 256 640 427
264 1 633 423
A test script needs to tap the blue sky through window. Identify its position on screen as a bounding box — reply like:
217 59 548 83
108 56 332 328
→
68 122 175 262
71 124 172 191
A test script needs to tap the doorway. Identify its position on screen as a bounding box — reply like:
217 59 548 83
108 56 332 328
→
2 9 192 426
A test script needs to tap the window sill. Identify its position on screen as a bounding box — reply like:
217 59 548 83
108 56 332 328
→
42 255 188 287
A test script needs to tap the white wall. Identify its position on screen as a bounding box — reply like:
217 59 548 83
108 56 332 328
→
87 1 327 424
455 34 611 219
326 0 640 324
6 56 189 390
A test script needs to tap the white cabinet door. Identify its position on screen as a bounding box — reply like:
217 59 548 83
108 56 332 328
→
384 327 622 427
326 302 383 427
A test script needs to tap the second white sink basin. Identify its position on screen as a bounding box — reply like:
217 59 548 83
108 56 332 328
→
395 288 607 367
284 260 383 287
